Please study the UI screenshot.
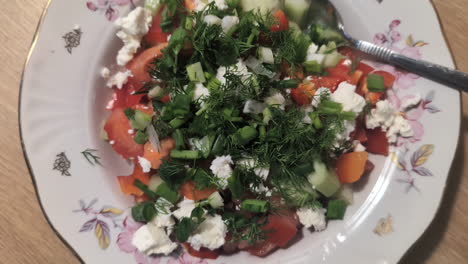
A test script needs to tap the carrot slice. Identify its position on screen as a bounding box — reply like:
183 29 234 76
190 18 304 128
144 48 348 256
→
336 152 369 183
117 164 150 196
143 138 176 169
180 181 217 201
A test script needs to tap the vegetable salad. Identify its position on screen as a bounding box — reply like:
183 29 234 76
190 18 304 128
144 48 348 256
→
101 0 416 259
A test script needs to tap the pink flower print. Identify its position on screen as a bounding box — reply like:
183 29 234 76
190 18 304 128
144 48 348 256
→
390 31 401 43
167 253 209 264
389 19 401 30
117 217 161 264
86 0 137 21
374 33 388 45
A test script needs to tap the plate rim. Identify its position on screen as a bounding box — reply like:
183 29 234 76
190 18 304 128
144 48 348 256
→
18 0 462 263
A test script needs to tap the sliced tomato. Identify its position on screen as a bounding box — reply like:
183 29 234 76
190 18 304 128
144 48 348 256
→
307 76 341 92
351 117 368 143
183 243 219 259
290 82 316 106
144 9 170 46
372 70 396 88
160 94 171 103
270 10 289 32
262 214 298 248
126 43 168 90
326 59 352 83
357 62 375 75
105 108 144 159
180 181 217 201
365 128 389 156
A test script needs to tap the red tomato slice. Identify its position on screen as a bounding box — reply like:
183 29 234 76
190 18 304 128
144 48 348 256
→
270 10 289 32
357 62 375 75
126 43 168 90
365 128 389 156
144 9 170 46
326 59 352 83
290 83 316 106
262 214 298 248
104 108 144 159
183 243 219 260
372 70 396 88
351 117 368 143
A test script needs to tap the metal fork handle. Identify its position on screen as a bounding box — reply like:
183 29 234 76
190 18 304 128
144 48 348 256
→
350 39 468 92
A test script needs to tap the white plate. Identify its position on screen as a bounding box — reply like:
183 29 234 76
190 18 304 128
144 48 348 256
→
20 0 461 263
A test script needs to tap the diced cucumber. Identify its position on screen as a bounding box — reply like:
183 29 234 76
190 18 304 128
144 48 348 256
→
149 174 164 191
187 62 206 83
333 184 354 205
263 107 272 124
130 110 152 130
283 0 311 25
208 192 224 208
307 160 341 197
240 0 280 15
322 51 345 68
317 41 337 54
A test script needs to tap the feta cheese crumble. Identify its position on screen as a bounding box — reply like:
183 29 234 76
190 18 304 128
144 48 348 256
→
115 7 153 66
265 92 286 110
187 214 228 250
216 59 251 84
106 70 133 89
172 199 196 219
194 0 228 11
366 100 414 143
311 87 331 108
331 82 366 113
100 67 110 78
210 156 234 188
193 83 210 102
243 100 266 114
132 224 178 255
138 156 152 173
236 158 269 180
221 16 239 33
203 15 222 26
297 207 327 231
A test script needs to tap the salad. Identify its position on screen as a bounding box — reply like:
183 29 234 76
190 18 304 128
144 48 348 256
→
100 0 417 260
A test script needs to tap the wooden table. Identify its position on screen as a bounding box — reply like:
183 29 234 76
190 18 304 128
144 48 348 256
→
0 0 466 263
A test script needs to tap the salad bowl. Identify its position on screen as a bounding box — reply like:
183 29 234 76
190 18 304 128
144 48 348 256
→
20 0 460 263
